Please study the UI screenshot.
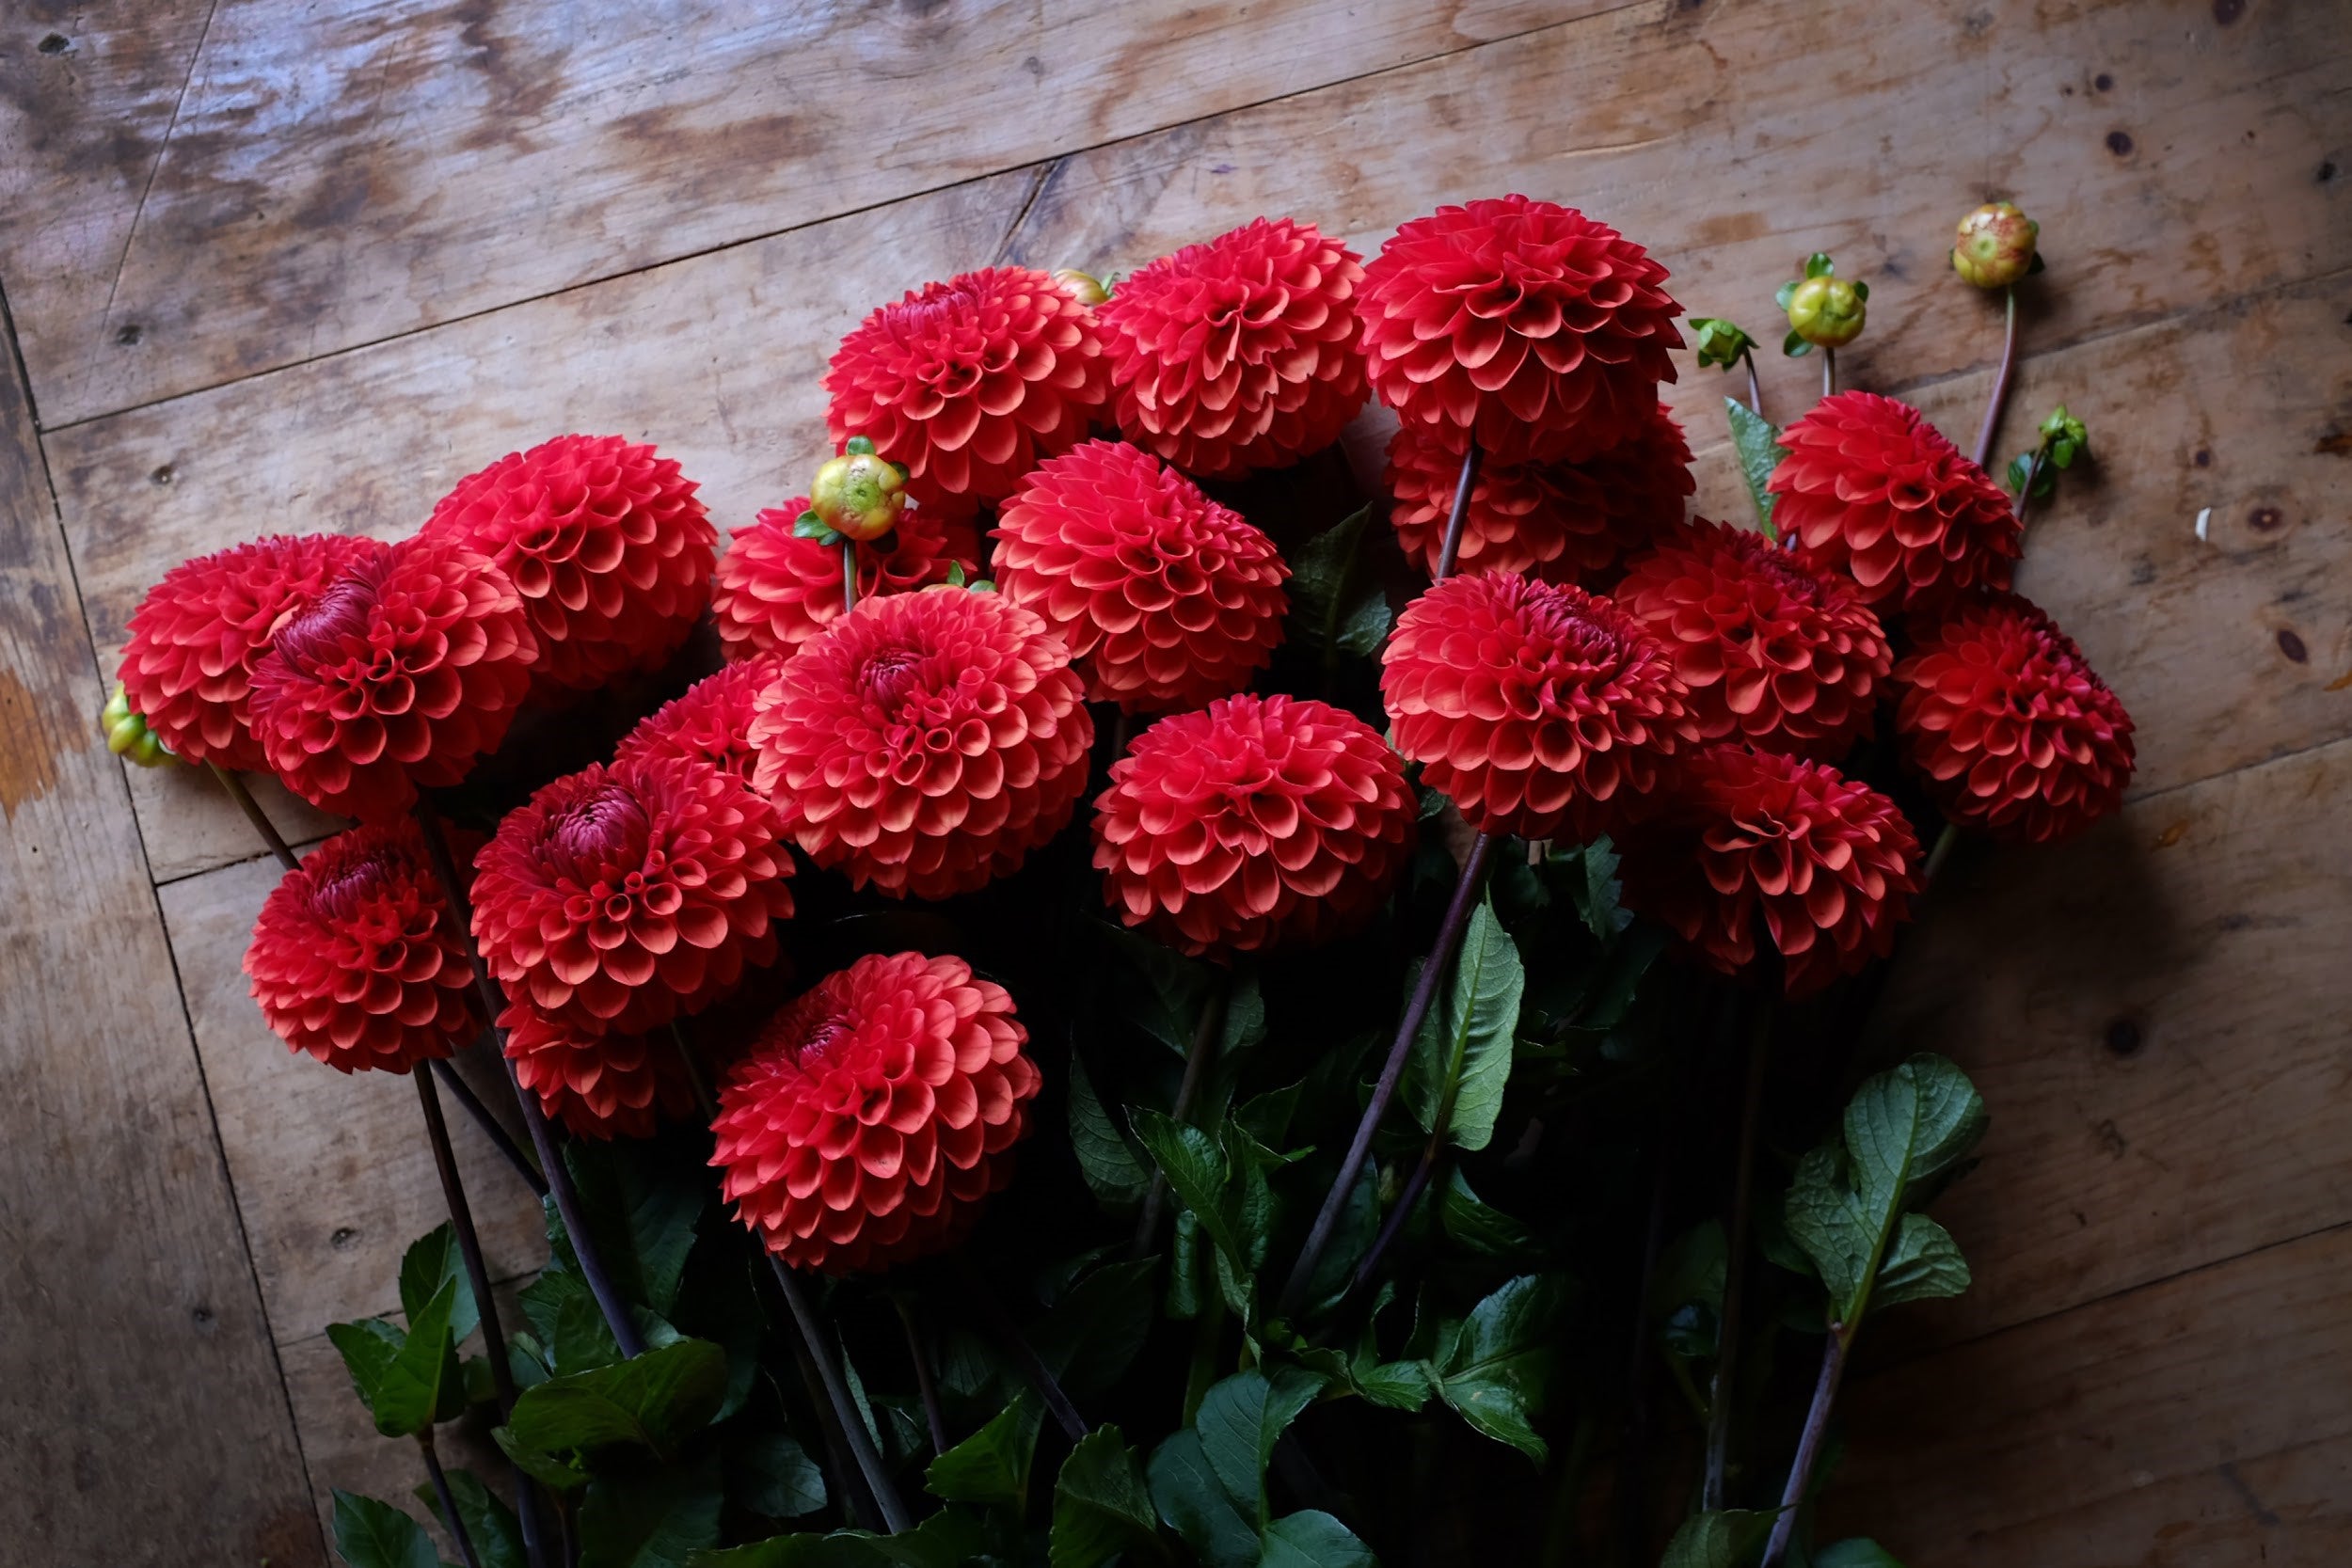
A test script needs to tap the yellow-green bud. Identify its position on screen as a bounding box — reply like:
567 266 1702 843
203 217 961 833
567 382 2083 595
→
1050 268 1109 308
100 679 174 768
1952 201 2040 289
809 449 908 543
1785 275 1867 348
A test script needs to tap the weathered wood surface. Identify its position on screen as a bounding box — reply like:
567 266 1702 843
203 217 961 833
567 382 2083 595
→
3 0 2349 1560
0 288 325 1562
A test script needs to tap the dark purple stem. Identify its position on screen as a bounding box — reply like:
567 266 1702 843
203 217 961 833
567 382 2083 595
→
1741 349 1764 418
1972 286 2018 468
417 1430 484 1568
895 1295 948 1456
1702 998 1772 1512
765 1252 914 1532
432 1055 546 1197
208 761 298 872
1761 1326 1851 1567
1131 974 1228 1259
1349 1129 1440 1295
962 1260 1089 1441
1433 437 1484 581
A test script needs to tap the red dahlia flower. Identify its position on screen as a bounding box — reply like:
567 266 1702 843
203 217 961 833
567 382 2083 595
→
1357 196 1682 465
1385 404 1694 582
1098 216 1368 478
470 754 794 1037
824 266 1111 501
424 434 716 690
1618 745 1920 998
1382 572 1695 843
1768 391 2020 610
498 996 697 1141
1615 519 1891 760
119 532 369 771
615 655 780 790
710 496 979 664
711 951 1041 1275
246 535 538 821
1093 693 1415 958
993 440 1288 712
244 820 480 1073
1893 594 2136 843
749 587 1093 899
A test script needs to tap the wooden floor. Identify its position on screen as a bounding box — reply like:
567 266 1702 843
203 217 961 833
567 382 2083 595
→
2 2 2345 1562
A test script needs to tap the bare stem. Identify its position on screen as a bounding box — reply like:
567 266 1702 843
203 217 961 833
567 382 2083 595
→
2010 443 2050 548
1702 998 1772 1512
417 1430 484 1568
208 762 298 871
1821 347 1836 400
1972 286 2018 468
413 796 646 1360
841 540 858 614
1349 1127 1440 1296
1277 832 1497 1319
765 1253 914 1532
963 1260 1089 1441
1433 438 1484 582
1741 349 1764 418
1132 974 1229 1258
433 1055 546 1197
1922 820 1962 889
1760 1326 1851 1568
895 1295 948 1455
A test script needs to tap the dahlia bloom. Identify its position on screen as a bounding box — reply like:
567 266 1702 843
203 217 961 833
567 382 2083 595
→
244 821 480 1073
1385 404 1693 582
1893 594 2137 843
1357 196 1682 465
1618 745 1920 998
992 440 1289 711
709 496 979 664
246 535 538 821
1768 391 2020 610
498 996 697 1141
469 754 794 1037
615 654 780 791
119 532 368 771
423 434 716 690
1098 216 1368 478
711 951 1041 1275
1614 519 1891 760
1382 572 1695 843
824 266 1111 500
1093 693 1415 957
749 587 1093 899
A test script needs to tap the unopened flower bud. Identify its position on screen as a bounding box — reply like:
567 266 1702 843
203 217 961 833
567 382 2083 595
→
808 440 908 543
101 679 174 768
1050 268 1109 307
1785 276 1867 348
1952 201 2040 289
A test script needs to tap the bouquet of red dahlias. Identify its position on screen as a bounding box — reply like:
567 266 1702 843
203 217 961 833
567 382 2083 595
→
113 196 2126 1568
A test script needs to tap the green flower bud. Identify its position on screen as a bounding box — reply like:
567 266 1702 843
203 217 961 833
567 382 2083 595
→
1689 317 1758 371
1952 201 2040 289
1784 275 1867 348
100 679 175 768
1050 268 1109 307
2038 404 2090 470
808 447 908 543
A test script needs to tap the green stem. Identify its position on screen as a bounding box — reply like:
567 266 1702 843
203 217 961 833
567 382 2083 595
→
1182 1289 1228 1429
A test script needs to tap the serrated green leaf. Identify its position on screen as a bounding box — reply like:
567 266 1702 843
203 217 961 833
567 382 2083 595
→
1105 926 1217 1056
580 1449 723 1568
415 1466 523 1568
1661 1508 1778 1568
1814 1541 1906 1568
326 1318 405 1423
925 1394 1042 1511
1146 1430 1259 1568
1032 1257 1160 1401
1724 398 1783 537
505 1338 728 1462
401 1225 481 1346
332 1490 445 1568
685 1506 987 1567
1438 1169 1539 1259
1067 1052 1151 1214
1287 505 1391 660
1558 835 1632 939
1870 1212 1972 1308
730 1431 828 1520
1352 1357 1434 1412
1424 1273 1566 1463
494 1423 590 1494
1133 1108 1239 1266
1261 1510 1376 1568
1051 1426 1162 1568
1194 1366 1324 1525
559 1140 706 1320
332 1277 463 1437
1404 898 1524 1152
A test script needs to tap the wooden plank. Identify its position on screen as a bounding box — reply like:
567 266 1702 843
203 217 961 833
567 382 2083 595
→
0 0 1582 428
0 281 324 1561
1826 1223 2352 1566
1860 729 2352 1350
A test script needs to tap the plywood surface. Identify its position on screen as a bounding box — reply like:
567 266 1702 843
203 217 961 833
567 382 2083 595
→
2 1 2346 1562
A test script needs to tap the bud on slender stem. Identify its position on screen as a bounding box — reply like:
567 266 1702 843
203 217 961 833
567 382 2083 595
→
1050 268 1109 307
808 436 909 544
100 679 174 767
1952 200 2041 289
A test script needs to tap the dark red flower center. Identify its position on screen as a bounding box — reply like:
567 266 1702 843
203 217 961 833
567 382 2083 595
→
544 784 652 885
312 857 390 923
272 562 385 671
858 649 926 710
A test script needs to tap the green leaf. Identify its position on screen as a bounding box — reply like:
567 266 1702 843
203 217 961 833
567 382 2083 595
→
731 1431 828 1519
326 1318 405 1423
924 1393 1042 1511
401 1225 481 1346
1438 1169 1538 1259
333 1491 446 1568
1774 280 1800 313
1851 278 1870 301
580 1449 724 1568
1688 317 1756 372
1724 398 1783 537
1870 1213 1972 1309
792 512 841 546
1260 1511 1376 1568
1287 505 1391 659
1105 927 1216 1056
1804 252 1835 278
1132 1108 1239 1266
505 1338 729 1462
844 436 877 456
1296 1169 1378 1314
1146 1430 1259 1568
1032 1257 1160 1401
415 1466 523 1568
1194 1367 1324 1525
331 1277 463 1437
1784 1055 1987 1327
494 1423 590 1494
1051 1425 1162 1568
686 1508 989 1567
1351 1357 1434 1412
560 1140 707 1319
1424 1274 1566 1463
1067 1052 1151 1214
1661 1508 1778 1568
1814 1542 1905 1568
1404 897 1525 1152
1555 836 1632 939
1782 330 1812 358
944 561 967 588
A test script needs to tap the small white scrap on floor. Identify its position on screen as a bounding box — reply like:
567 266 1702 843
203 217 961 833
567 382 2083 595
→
2195 506 2211 543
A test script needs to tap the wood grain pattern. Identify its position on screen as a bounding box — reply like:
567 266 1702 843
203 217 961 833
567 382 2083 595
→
0 0 1582 428
0 289 325 1565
